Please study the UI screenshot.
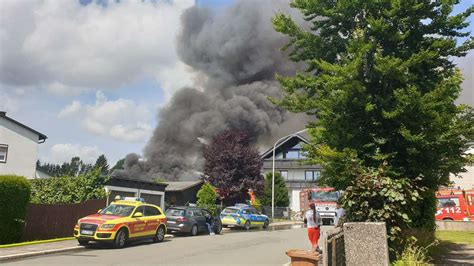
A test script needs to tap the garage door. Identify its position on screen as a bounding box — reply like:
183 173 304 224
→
141 193 162 208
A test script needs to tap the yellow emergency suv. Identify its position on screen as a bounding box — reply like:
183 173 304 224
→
74 197 167 248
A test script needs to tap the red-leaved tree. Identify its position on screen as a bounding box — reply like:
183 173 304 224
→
202 130 264 205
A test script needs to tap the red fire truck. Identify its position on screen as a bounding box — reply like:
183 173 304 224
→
436 189 474 221
300 187 341 225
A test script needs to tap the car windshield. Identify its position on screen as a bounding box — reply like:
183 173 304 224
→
310 191 340 202
222 208 239 214
166 208 185 216
437 197 460 208
99 204 135 217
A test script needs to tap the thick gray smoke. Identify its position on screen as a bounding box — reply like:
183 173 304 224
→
119 0 310 181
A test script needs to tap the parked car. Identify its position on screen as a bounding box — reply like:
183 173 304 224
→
220 204 269 230
165 206 222 236
74 197 167 248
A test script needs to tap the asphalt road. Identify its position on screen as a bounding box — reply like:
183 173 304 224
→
7 226 331 265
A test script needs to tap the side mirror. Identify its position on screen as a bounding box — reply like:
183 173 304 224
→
133 212 143 218
97 209 102 213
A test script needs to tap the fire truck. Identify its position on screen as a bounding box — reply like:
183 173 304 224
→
436 189 474 221
300 187 341 225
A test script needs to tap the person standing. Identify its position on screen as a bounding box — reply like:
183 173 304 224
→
305 203 322 253
334 202 345 227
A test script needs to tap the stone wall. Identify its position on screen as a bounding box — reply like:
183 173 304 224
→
436 221 474 231
343 222 389 266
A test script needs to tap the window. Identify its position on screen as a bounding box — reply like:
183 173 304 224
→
193 209 203 217
202 209 210 216
133 206 145 216
280 170 288 180
437 198 460 208
314 171 321 180
305 170 322 181
100 204 136 217
305 171 313 181
286 150 299 159
165 208 185 216
145 206 160 216
0 145 7 163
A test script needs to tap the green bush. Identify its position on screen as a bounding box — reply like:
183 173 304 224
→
197 183 219 215
30 168 107 204
342 163 425 258
0 175 31 244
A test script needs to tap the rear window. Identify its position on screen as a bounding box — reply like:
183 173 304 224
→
222 208 239 214
166 208 185 216
437 198 460 208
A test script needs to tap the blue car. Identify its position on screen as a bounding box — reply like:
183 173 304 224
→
220 204 269 230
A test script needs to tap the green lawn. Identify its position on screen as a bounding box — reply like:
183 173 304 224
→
436 231 474 245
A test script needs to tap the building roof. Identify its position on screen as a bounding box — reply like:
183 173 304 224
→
165 180 203 192
107 175 168 192
261 134 310 159
0 111 47 142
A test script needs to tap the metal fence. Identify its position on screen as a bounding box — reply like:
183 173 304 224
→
262 206 290 219
22 198 107 241
324 227 346 266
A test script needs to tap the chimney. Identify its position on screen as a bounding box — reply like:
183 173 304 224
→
0 111 6 117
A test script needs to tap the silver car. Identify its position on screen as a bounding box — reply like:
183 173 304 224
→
165 206 222 236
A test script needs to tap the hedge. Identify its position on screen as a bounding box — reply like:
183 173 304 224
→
0 175 31 244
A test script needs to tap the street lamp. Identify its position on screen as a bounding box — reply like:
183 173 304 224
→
272 128 309 220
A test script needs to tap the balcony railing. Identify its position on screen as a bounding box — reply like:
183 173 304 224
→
262 160 322 170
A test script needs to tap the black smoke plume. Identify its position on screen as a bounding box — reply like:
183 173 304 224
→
118 0 310 181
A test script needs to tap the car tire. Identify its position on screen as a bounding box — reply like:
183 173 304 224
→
113 228 128 249
190 224 198 236
153 225 166 243
77 239 89 246
263 219 269 229
214 220 222 234
244 220 251 230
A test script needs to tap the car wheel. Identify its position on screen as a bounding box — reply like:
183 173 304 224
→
153 225 166 243
190 224 198 236
443 218 454 221
113 229 128 248
77 239 89 246
214 221 222 234
244 220 251 230
263 219 269 229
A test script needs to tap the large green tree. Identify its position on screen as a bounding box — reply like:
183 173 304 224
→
273 0 473 233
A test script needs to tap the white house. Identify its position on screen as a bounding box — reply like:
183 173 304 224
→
0 111 47 179
261 134 322 212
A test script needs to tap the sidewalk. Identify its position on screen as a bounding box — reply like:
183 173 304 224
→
0 239 83 262
0 235 174 262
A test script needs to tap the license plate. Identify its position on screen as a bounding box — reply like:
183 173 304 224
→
81 230 94 235
168 221 176 224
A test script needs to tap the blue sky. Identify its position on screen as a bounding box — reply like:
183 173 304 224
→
0 0 472 167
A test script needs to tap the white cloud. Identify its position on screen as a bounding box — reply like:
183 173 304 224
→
0 0 194 96
58 91 153 142
48 143 102 164
58 101 82 118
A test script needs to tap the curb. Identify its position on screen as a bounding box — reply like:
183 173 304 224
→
0 234 174 262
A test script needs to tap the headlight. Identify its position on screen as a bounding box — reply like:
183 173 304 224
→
101 224 115 229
